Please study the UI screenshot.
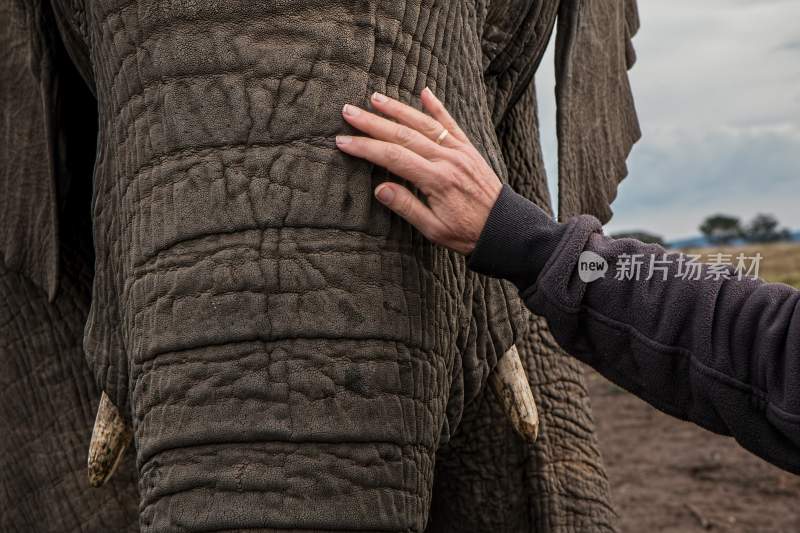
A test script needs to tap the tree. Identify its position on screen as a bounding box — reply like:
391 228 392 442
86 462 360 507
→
610 231 665 247
743 213 792 243
699 214 742 245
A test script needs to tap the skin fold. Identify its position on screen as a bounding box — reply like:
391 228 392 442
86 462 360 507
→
0 1 639 531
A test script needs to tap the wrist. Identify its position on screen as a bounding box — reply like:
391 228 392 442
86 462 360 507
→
466 184 567 291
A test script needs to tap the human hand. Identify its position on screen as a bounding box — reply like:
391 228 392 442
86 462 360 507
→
336 88 502 256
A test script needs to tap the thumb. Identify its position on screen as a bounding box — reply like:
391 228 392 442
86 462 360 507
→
374 183 444 242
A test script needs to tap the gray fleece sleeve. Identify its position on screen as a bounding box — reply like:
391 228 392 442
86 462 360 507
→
468 184 800 474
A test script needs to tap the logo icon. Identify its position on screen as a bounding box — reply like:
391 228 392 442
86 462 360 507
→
578 251 608 283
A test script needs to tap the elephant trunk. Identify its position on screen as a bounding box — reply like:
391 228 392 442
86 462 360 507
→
88 345 538 496
81 2 521 530
128 340 440 532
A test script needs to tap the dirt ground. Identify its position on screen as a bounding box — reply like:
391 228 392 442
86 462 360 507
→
586 369 800 533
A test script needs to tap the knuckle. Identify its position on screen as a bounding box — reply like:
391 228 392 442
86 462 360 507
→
426 225 445 244
444 155 467 176
426 162 445 181
452 142 472 156
397 195 414 217
394 125 414 146
442 170 459 190
460 178 476 196
424 122 442 138
433 165 457 190
427 168 450 192
450 134 468 149
384 145 403 166
452 153 474 175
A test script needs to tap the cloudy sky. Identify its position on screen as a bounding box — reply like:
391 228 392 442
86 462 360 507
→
537 0 800 241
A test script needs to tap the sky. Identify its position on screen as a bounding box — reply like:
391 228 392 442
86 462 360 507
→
536 0 800 241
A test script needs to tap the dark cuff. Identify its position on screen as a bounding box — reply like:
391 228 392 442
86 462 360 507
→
466 184 567 292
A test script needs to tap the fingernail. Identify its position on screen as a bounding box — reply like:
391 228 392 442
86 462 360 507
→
336 135 352 145
375 185 394 204
372 92 388 103
342 104 360 116
423 87 435 99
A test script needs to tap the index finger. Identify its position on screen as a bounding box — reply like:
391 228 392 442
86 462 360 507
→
335 135 440 194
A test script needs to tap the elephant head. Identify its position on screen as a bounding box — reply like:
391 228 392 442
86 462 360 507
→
0 0 639 531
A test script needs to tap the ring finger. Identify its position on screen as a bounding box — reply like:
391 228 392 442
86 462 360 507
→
368 92 462 149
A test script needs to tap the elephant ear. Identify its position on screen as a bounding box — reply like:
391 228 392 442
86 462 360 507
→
555 0 641 223
0 1 61 299
480 0 561 127
0 1 94 300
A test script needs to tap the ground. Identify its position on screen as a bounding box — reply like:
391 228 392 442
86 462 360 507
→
586 241 800 532
588 371 800 532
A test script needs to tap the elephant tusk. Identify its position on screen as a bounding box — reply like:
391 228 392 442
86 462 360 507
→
88 392 132 487
490 344 540 442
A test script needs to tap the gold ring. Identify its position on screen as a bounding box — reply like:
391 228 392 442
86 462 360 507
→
435 129 449 145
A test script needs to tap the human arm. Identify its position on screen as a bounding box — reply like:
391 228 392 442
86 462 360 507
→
468 184 800 474
336 90 800 474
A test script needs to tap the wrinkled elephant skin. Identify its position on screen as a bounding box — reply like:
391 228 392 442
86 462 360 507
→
0 1 640 531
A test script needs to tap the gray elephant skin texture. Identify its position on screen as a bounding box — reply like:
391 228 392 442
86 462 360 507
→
0 0 640 531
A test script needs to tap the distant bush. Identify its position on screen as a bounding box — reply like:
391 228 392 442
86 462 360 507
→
610 231 665 246
743 213 792 243
699 214 743 245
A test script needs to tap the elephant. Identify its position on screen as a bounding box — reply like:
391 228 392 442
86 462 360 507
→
0 0 640 531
